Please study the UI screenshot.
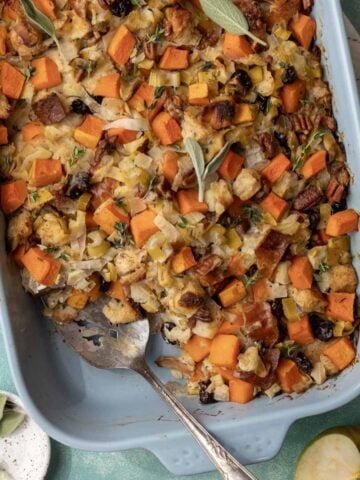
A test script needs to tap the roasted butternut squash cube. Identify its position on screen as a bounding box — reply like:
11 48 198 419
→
73 115 105 149
130 209 159 248
323 337 356 371
107 25 136 66
188 83 209 105
29 158 63 187
209 334 241 368
159 47 189 70
171 247 197 274
234 104 255 124
93 73 120 98
0 62 25 99
22 247 61 286
31 57 62 90
93 201 130 236
218 279 246 307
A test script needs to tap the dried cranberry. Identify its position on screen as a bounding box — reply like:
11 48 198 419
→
161 323 178 345
66 172 90 199
232 69 252 90
257 94 269 113
274 131 291 157
282 66 297 85
108 0 133 17
308 210 320 232
71 99 91 115
331 198 347 213
269 299 284 320
100 277 110 292
310 314 334 342
293 351 313 374
199 380 216 405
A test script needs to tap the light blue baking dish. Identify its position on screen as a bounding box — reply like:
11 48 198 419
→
1 0 360 475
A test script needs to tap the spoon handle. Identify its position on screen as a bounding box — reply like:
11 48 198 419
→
138 365 258 480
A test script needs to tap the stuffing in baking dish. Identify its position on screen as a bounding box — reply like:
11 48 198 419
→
0 0 358 405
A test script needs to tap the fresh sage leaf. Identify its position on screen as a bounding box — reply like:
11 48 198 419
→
203 141 232 178
184 137 205 201
0 395 6 421
185 138 233 202
0 410 25 437
20 0 62 54
200 0 267 46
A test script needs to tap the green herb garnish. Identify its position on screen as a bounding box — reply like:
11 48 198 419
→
293 129 326 171
185 138 232 202
177 216 189 229
29 190 40 202
147 175 160 192
243 269 260 288
114 197 126 208
69 146 86 167
147 25 165 44
199 0 266 46
241 205 263 224
25 66 36 81
20 0 62 55
318 262 329 273
202 61 214 72
114 221 133 247
154 86 165 99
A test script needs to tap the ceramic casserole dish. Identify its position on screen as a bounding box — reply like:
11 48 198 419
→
1 0 360 475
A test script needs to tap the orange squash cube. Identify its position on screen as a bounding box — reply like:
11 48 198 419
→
184 335 212 362
152 111 182 145
159 47 189 70
0 180 27 214
31 57 62 90
176 189 208 215
260 192 289 221
22 121 44 142
93 73 121 98
209 334 241 368
107 25 136 66
261 153 291 183
326 292 355 323
73 115 105 149
130 209 159 248
29 158 62 187
93 201 130 235
0 62 25 99
218 279 246 308
300 150 327 179
287 315 314 346
171 247 197 274
323 337 356 371
276 358 306 393
326 209 359 237
218 150 244 181
223 33 253 59
22 248 61 286
229 379 254 404
288 256 313 289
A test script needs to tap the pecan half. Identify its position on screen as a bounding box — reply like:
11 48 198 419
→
320 116 337 132
293 186 322 211
143 39 156 60
191 307 212 323
179 292 204 309
326 162 350 203
193 255 222 277
292 114 313 134
164 95 183 122
254 132 277 159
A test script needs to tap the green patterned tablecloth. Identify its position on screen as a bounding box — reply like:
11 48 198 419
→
0 1 359 478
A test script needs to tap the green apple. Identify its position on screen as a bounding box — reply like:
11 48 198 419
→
295 427 360 480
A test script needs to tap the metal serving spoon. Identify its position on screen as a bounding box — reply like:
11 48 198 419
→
56 297 257 480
